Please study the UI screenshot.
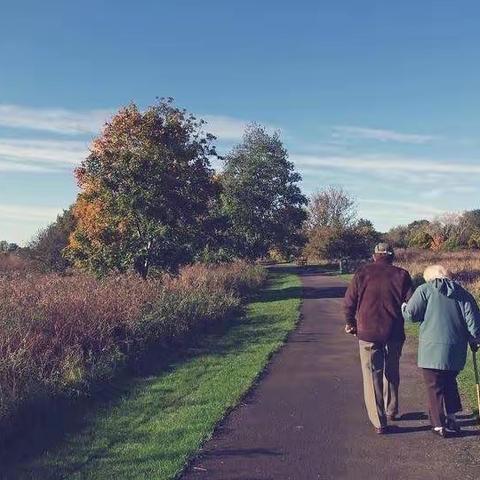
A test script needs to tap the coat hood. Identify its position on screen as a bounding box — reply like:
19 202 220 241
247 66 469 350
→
431 278 457 297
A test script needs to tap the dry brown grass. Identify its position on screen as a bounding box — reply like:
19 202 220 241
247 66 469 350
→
0 261 266 434
396 249 480 297
0 253 38 274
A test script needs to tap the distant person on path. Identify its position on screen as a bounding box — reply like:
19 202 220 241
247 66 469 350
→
344 243 413 434
402 265 480 438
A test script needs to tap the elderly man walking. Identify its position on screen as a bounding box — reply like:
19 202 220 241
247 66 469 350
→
344 243 413 434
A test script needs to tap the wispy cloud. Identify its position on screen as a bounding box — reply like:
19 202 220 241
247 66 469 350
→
0 138 88 167
357 199 447 228
293 153 480 176
0 112 263 173
202 114 277 142
0 204 63 222
360 198 444 216
0 104 112 135
0 103 265 143
419 185 477 199
0 160 57 173
332 126 437 144
202 115 249 141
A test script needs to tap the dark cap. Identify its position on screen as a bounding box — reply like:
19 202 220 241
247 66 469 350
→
374 243 394 255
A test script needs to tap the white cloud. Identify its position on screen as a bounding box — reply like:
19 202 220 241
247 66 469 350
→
0 104 112 135
293 153 480 176
0 204 63 223
0 138 88 168
202 115 249 141
0 112 263 173
0 160 56 173
202 114 277 141
360 198 444 216
357 199 447 231
332 126 437 144
0 104 270 142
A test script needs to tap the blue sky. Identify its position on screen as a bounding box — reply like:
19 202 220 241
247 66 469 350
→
1 0 479 243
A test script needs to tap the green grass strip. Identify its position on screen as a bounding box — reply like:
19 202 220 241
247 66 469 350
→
337 273 354 282
8 271 301 480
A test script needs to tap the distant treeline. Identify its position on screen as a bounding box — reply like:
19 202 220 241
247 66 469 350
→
3 99 478 274
384 211 480 251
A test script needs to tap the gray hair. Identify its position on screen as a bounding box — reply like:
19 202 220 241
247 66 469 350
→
423 264 452 282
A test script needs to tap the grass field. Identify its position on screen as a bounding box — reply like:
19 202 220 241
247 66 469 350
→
3 271 301 480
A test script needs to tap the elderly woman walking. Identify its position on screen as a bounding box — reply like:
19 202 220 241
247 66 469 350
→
403 265 480 437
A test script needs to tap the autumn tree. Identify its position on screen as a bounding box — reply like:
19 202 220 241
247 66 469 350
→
304 188 380 262
66 99 217 277
304 221 379 262
307 186 357 229
221 124 308 259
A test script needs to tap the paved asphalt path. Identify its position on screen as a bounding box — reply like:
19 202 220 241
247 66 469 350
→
182 268 480 480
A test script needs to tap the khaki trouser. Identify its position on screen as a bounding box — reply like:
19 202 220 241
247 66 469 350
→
358 340 403 428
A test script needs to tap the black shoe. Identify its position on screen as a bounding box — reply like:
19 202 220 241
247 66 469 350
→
432 427 448 438
387 414 400 421
445 418 461 433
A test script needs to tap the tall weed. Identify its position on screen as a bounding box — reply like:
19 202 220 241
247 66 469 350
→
0 262 266 434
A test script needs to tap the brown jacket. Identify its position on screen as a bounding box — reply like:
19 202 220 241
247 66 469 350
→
344 257 413 343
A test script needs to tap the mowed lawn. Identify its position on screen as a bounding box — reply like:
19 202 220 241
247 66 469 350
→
5 271 301 480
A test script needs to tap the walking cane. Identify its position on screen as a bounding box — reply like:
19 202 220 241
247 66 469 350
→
472 349 480 422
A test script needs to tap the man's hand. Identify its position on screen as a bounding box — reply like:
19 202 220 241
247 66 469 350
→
345 324 357 335
470 341 480 353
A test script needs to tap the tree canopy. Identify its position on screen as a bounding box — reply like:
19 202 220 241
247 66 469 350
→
29 207 76 272
221 124 308 259
308 186 357 229
66 99 217 277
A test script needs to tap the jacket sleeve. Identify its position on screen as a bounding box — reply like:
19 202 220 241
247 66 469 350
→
402 285 427 323
344 275 359 326
463 294 480 341
402 272 414 302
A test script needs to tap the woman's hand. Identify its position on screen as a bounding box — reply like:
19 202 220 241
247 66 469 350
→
469 341 480 353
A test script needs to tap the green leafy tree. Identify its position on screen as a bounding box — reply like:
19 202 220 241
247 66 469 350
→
0 241 18 253
28 208 76 272
385 220 430 248
221 124 307 259
66 99 217 277
384 225 410 249
409 230 434 249
468 230 480 249
355 218 382 252
460 210 480 245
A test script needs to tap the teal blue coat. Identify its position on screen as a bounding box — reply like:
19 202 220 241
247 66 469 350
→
402 279 480 371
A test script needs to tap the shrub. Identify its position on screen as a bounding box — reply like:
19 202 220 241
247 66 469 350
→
408 231 433 249
0 261 266 436
396 249 480 293
0 253 39 274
